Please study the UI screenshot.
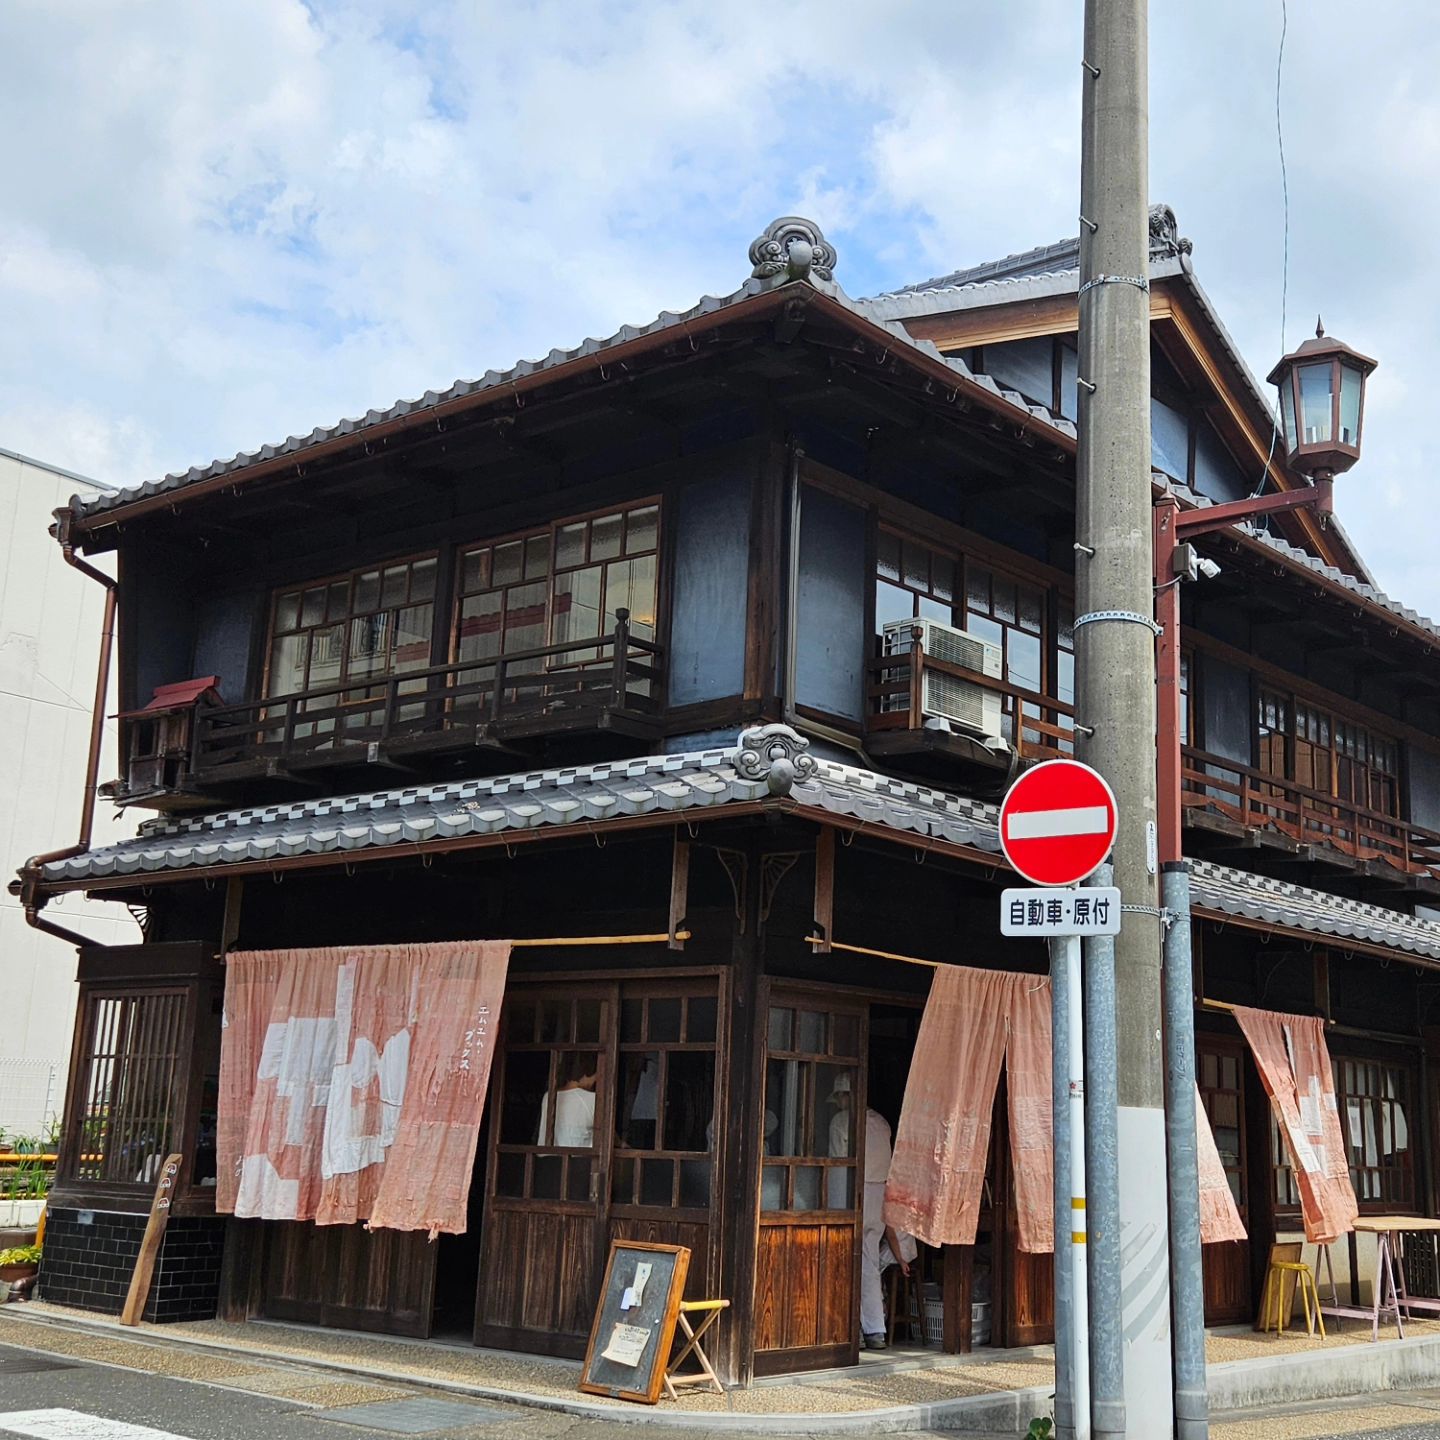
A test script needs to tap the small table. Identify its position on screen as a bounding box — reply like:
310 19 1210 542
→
1317 1217 1440 1341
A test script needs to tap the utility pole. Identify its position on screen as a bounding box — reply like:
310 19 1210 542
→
1075 2 1173 1437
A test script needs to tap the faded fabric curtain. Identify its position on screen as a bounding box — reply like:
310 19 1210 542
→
882 965 1053 1253
1195 1084 1248 1244
1233 1004 1358 1244
218 941 510 1237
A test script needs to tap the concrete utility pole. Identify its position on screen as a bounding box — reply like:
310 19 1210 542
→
1074 2 1173 1437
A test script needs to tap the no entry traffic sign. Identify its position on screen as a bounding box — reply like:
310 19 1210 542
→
999 759 1118 887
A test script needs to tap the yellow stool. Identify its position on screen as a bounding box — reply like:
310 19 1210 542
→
1261 1258 1326 1338
664 1298 729 1399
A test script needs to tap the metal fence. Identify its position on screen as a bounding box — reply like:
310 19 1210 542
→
0 1058 61 1143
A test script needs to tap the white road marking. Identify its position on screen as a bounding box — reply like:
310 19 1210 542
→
0 1410 195 1440
1005 804 1110 841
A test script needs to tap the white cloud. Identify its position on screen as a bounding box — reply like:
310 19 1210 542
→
1 0 1437 618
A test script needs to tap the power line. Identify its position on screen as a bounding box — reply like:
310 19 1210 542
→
1252 0 1289 500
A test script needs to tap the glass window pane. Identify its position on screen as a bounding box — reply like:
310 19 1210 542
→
620 1052 660 1150
824 1165 855 1210
993 579 1016 625
500 1052 550 1145
354 569 381 613
325 580 349 621
539 1000 573 1043
831 1014 860 1058
1018 584 1043 633
532 1155 562 1200
576 998 602 1043
902 541 929 591
1340 364 1364 446
525 534 550 580
566 1156 592 1203
1008 629 1042 694
766 1057 804 1156
615 554 657 638
556 522 586 569
409 557 436 601
793 1165 822 1211
648 998 682 1043
877 531 901 582
301 587 327 627
496 1151 525 1198
918 595 951 625
506 997 537 1043
761 1165 786 1211
502 581 547 652
679 1159 711 1207
818 1064 855 1157
545 1051 599 1148
269 633 309 695
274 591 301 632
686 996 717 1044
967 565 992 614
663 1050 714 1152
458 593 501 663
591 513 623 562
308 625 344 687
611 1156 635 1204
641 1158 674 1206
493 541 523 587
461 549 489 592
768 1007 793 1052
348 614 390 678
796 1010 825 1054
381 565 409 610
1299 362 1334 444
621 999 644 1043
626 505 658 555
932 555 954 603
1280 379 1297 454
395 605 431 671
876 581 914 630
553 567 602 647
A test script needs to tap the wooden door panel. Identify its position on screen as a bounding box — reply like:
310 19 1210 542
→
608 1216 711 1302
751 1222 855 1375
818 1223 854 1345
477 1207 600 1354
261 1221 435 1338
1203 1241 1251 1324
754 1227 787 1352
1008 1245 1054 1347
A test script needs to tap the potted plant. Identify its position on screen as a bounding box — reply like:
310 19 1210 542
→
0 1243 41 1284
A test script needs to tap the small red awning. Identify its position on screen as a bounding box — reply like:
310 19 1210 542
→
115 675 223 719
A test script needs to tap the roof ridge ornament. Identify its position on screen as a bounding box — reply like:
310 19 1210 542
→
749 217 836 284
736 723 817 795
1148 204 1193 260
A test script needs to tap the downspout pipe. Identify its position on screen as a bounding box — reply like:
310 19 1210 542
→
1052 939 1075 1440
1162 860 1209 1440
15 506 118 940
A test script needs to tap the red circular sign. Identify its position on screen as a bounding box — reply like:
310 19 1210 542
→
999 759 1119 887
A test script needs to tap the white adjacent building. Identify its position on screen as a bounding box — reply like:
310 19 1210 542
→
0 448 137 1138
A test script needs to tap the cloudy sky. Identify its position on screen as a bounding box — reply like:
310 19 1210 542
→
3 2 1436 616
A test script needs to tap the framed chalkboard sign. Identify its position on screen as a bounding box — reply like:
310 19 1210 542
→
579 1241 690 1405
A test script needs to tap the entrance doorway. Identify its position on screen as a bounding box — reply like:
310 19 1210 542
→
474 977 723 1357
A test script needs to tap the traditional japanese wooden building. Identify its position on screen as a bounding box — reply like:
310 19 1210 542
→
16 211 1440 1383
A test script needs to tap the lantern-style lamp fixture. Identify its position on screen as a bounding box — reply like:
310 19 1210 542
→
1266 319 1377 480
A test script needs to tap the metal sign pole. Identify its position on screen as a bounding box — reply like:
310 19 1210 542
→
1063 930 1092 1440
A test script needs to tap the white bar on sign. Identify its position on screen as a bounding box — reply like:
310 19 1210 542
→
1005 804 1109 841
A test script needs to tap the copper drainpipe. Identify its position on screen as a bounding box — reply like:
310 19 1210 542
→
17 506 118 948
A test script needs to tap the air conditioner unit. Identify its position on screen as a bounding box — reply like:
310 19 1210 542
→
881 617 1005 739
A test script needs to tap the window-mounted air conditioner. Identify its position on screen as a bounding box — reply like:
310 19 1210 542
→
881 617 1005 740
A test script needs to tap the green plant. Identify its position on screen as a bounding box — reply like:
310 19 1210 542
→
0 1244 42 1268
1026 1419 1053 1440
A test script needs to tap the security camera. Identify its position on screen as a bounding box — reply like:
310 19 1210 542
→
1196 557 1223 580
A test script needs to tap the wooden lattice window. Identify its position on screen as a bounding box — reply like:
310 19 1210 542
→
67 988 188 1187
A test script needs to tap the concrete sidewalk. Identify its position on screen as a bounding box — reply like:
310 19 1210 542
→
4 1302 1440 1434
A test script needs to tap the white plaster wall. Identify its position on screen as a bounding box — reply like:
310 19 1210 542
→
0 450 138 1134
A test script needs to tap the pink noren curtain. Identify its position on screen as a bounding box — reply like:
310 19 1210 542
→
882 965 1053 1252
218 941 510 1237
1233 1005 1357 1245
1195 1084 1247 1244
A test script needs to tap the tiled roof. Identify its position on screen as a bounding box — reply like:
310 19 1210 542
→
34 724 1440 966
67 243 1075 527
1190 858 1440 965
37 726 1002 884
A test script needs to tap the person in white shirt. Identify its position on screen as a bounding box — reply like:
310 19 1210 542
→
828 1073 916 1348
538 1054 598 1147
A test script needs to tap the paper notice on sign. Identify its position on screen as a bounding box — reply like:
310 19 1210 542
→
600 1321 652 1368
620 1261 653 1311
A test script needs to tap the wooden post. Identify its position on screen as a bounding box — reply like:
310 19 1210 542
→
120 1153 184 1326
668 835 690 951
812 826 834 954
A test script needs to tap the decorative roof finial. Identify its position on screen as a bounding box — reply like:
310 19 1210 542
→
1316 315 1326 339
1147 204 1193 259
749 217 837 284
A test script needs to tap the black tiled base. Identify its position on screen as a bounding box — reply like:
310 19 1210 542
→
39 1208 224 1322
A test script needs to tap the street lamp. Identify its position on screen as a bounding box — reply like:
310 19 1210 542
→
1267 321 1378 481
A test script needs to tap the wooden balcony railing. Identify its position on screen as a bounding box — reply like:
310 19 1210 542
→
188 611 661 779
1181 745 1440 883
865 639 1077 763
